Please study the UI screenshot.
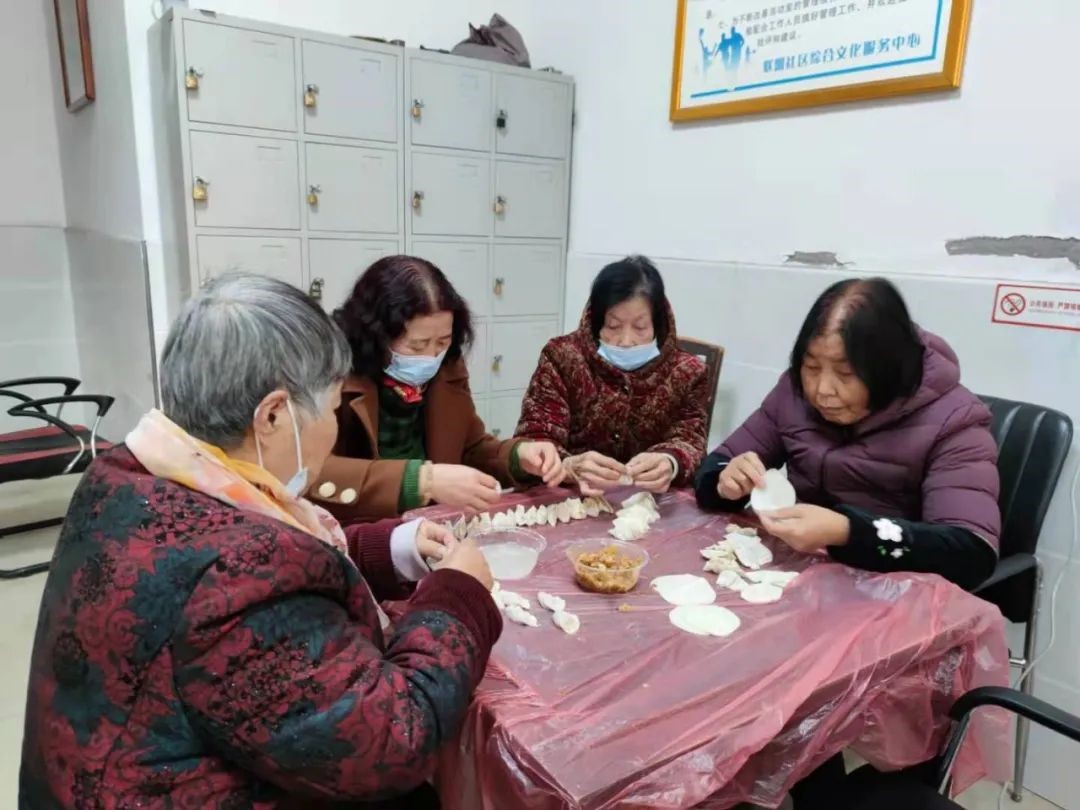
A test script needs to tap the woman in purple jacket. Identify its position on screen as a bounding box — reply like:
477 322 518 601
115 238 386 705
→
695 277 1000 591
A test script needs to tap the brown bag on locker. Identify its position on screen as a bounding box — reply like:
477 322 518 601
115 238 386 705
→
451 14 531 67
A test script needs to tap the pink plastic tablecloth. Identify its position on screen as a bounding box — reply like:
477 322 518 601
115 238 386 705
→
407 489 1010 809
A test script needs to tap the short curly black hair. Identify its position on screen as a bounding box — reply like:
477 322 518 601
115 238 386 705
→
333 255 474 380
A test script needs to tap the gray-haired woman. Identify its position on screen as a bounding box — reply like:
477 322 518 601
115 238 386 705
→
21 274 501 809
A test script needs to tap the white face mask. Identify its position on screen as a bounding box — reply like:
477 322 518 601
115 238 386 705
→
254 399 309 498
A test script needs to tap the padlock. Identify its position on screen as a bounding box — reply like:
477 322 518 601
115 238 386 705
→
411 99 424 118
493 277 505 296
496 109 508 129
185 67 201 91
493 195 506 215
412 190 424 210
303 83 318 108
492 354 503 373
307 184 321 206
192 177 208 202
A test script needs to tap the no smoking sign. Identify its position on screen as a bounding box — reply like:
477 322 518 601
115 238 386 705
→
992 283 1080 333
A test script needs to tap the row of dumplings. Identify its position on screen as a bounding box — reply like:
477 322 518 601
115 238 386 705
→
442 495 615 540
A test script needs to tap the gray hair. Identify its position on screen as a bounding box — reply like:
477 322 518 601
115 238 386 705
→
160 274 352 448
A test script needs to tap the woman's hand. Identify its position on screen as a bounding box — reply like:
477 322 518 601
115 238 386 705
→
440 537 494 590
627 453 676 493
566 451 627 496
516 441 568 486
716 451 767 500
415 520 458 567
427 464 501 512
758 505 850 553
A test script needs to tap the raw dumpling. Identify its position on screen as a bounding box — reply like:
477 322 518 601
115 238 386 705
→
669 605 741 637
704 556 743 574
524 506 538 526
745 570 799 588
552 610 580 635
729 534 774 570
621 492 657 512
495 589 531 611
547 508 558 527
556 501 573 523
478 513 493 532
597 497 615 514
515 505 527 525
651 574 716 606
583 497 601 518
740 583 783 604
749 469 797 513
505 604 539 627
537 591 566 613
700 540 734 560
618 474 634 486
568 498 586 520
715 569 750 592
536 505 548 524
727 524 760 537
492 511 512 530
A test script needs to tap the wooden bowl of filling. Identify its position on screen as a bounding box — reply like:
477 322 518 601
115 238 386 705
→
567 539 649 594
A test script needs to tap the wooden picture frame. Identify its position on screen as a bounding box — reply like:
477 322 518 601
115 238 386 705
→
54 0 95 112
670 0 972 122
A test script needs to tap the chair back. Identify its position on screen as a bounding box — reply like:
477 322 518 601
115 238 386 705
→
980 395 1073 559
677 337 725 430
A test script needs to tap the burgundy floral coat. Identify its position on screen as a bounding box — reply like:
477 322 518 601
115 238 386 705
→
19 446 501 808
514 305 709 486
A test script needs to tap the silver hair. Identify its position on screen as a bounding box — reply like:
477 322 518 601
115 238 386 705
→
160 273 352 448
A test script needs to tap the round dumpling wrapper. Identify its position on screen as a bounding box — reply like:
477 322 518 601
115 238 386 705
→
669 605 741 637
749 469 797 513
651 574 716 606
740 582 784 604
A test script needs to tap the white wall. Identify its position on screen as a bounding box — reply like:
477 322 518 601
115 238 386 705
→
0 0 79 432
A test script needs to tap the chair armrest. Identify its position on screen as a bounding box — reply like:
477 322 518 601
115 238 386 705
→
0 388 45 414
11 395 114 419
951 686 1080 743
7 395 115 473
972 552 1038 593
0 377 80 396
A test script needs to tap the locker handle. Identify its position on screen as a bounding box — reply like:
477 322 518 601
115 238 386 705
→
493 277 505 296
309 277 325 303
411 99 425 118
185 66 203 91
491 354 503 373
304 83 319 108
493 195 506 215
307 184 321 206
412 190 424 210
496 108 508 130
192 176 209 202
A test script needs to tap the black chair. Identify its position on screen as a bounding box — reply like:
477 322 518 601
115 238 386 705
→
972 395 1073 801
677 337 725 431
847 686 1080 810
0 377 114 579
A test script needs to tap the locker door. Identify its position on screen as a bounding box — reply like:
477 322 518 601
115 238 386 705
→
409 59 492 152
410 241 490 317
488 395 524 439
302 41 398 142
495 74 571 159
183 21 296 132
410 153 491 237
491 244 562 317
196 236 302 287
190 132 300 230
305 143 398 234
308 238 399 313
494 161 565 239
489 319 558 393
467 321 490 394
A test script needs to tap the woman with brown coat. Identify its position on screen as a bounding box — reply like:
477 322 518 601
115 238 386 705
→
315 255 565 522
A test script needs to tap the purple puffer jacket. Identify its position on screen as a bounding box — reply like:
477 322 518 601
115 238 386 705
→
719 331 1001 548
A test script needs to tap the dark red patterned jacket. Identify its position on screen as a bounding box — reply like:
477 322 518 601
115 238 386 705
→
515 305 709 487
20 446 501 808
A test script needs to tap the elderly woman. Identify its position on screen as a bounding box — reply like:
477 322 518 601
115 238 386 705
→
695 277 1000 591
315 255 564 522
20 275 500 809
515 255 709 495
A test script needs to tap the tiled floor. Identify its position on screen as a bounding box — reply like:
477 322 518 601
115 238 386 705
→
0 526 1063 808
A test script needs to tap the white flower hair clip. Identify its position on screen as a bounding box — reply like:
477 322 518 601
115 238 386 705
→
873 518 903 544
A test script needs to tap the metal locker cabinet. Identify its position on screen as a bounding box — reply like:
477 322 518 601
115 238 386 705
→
410 241 491 318
195 235 303 287
494 160 566 239
182 20 296 132
410 152 492 237
305 143 399 234
489 319 559 393
189 131 300 230
491 243 562 317
495 74 571 159
308 238 399 313
488 394 525 439
409 59 492 152
301 41 398 143
468 321 490 394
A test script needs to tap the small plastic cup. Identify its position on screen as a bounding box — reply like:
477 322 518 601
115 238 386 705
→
473 527 547 580
566 539 650 594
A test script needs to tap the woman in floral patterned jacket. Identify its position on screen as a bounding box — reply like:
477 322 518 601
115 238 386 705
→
515 256 710 495
20 274 501 809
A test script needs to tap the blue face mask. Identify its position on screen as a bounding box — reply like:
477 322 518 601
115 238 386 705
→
598 340 661 372
384 348 447 387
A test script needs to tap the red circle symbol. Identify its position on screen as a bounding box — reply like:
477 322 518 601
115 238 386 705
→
1000 292 1026 317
